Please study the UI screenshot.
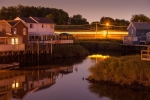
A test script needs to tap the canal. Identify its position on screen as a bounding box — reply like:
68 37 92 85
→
0 51 148 100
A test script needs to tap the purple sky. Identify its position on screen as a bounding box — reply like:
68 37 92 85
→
0 0 150 23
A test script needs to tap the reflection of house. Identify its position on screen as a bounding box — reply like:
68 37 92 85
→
123 22 150 45
0 75 25 100
14 17 56 43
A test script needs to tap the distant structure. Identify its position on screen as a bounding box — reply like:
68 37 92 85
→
123 22 150 45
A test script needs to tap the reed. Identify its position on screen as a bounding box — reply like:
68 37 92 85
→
89 55 150 89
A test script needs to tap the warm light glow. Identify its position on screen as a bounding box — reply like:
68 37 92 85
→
11 38 14 44
103 31 107 36
16 82 19 88
12 83 15 88
15 38 18 44
106 23 109 26
88 54 109 60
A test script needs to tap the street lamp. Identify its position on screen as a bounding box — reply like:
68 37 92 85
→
106 22 109 39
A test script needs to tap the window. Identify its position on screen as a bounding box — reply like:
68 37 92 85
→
12 38 15 44
42 24 44 28
15 38 18 44
50 25 53 29
131 29 133 34
11 38 18 44
30 24 33 28
13 28 17 34
23 28 26 35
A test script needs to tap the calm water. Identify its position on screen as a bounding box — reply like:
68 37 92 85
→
0 53 148 100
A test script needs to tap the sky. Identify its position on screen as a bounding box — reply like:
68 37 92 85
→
0 0 150 23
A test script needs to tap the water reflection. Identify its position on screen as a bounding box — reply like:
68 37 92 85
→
89 82 150 100
0 65 73 100
88 54 109 63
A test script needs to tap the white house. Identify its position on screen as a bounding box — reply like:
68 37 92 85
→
14 17 57 43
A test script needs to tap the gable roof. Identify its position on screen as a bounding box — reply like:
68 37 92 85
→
0 20 28 28
30 17 54 24
128 22 150 30
17 17 37 23
7 20 20 27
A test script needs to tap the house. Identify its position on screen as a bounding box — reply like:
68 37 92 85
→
123 22 150 45
0 20 28 44
14 17 56 43
0 32 25 52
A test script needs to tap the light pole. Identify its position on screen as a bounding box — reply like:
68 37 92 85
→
106 23 109 39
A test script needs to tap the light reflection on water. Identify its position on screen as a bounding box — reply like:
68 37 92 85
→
0 53 148 100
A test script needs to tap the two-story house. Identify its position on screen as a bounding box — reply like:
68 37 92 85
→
123 22 150 45
14 17 56 43
0 20 28 51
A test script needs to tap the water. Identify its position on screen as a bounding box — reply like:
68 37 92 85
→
0 53 148 100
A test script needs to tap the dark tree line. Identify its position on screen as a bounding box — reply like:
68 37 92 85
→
0 4 69 25
69 14 89 25
100 17 130 26
130 14 150 24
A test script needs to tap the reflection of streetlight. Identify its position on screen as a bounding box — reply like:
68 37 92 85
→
106 23 109 39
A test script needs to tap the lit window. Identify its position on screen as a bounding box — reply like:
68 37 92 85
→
23 28 26 35
15 38 18 44
12 83 15 88
16 82 19 88
13 28 17 34
12 38 15 44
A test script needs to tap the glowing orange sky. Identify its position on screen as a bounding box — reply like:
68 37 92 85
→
0 0 150 23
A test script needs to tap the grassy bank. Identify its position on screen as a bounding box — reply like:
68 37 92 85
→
88 55 150 90
79 39 122 51
52 45 89 58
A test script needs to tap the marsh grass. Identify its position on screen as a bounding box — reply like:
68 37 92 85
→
89 55 150 89
79 39 122 51
52 45 89 58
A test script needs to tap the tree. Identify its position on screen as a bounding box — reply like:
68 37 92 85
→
130 14 150 23
100 17 115 25
46 14 54 21
0 5 69 25
70 14 89 25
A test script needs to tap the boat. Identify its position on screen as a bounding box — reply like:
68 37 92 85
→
0 62 19 69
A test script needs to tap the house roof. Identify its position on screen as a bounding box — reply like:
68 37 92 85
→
131 22 150 30
19 17 37 23
0 32 22 38
31 17 54 24
6 20 20 27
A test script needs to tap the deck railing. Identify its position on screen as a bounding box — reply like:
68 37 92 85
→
141 47 150 61
0 44 25 52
